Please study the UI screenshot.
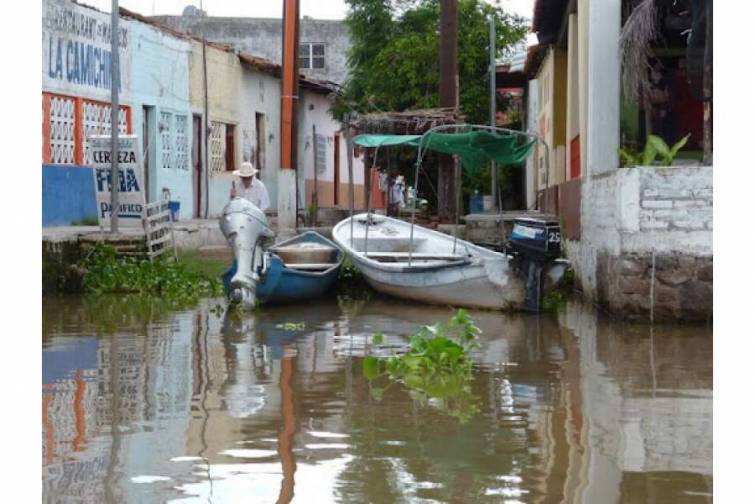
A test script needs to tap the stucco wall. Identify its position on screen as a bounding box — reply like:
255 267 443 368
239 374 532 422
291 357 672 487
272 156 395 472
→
129 21 193 215
154 15 351 84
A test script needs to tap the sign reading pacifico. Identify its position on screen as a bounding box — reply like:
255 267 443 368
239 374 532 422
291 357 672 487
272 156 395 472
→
42 0 130 100
89 135 145 228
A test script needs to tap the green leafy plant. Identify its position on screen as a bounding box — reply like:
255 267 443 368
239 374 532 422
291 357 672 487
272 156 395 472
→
362 309 482 422
619 134 690 167
81 245 223 302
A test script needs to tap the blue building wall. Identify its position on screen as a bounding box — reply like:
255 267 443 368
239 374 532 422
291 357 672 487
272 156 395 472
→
42 165 98 226
129 21 194 219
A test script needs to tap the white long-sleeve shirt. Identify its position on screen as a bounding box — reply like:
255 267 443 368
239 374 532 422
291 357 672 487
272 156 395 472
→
234 178 270 211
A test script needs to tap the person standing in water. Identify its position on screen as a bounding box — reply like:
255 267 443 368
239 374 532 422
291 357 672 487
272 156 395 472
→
230 161 270 211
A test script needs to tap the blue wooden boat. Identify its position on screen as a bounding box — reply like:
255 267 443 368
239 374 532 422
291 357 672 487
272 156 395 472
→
222 231 344 304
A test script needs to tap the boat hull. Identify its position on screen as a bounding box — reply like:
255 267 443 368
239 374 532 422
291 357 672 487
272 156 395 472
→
222 231 343 305
333 214 528 310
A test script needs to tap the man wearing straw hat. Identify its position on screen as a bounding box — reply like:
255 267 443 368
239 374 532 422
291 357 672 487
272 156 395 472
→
230 161 270 211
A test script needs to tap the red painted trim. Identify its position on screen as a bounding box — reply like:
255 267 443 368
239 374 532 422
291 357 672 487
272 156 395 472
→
42 389 54 466
72 370 87 452
74 97 84 165
42 94 52 164
569 135 580 179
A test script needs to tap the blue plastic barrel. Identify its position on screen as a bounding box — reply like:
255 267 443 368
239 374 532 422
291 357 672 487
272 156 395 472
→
168 201 180 221
470 193 483 214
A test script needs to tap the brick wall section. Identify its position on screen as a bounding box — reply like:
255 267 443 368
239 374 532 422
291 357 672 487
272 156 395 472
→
638 167 713 232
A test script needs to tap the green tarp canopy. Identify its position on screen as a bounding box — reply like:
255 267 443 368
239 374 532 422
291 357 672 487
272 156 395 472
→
352 131 536 173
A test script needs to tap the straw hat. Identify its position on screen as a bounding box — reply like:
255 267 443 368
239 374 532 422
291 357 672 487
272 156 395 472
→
233 161 259 178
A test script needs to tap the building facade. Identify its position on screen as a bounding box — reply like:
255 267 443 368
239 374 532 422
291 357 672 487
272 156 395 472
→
42 0 364 226
525 0 713 321
153 11 350 85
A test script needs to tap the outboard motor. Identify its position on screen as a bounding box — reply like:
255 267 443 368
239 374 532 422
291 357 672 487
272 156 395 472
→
220 198 274 309
507 216 564 312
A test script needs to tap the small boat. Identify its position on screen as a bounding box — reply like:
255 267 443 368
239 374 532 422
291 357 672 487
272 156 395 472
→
332 213 533 310
222 231 344 305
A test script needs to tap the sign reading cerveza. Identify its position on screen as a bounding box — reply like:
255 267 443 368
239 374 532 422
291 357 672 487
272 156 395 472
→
89 135 145 228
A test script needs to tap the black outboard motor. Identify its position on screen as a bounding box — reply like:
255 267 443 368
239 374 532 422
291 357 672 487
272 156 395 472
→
507 216 562 312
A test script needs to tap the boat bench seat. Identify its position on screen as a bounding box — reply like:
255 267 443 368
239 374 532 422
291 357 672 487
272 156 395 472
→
364 252 466 261
286 263 336 271
358 237 428 253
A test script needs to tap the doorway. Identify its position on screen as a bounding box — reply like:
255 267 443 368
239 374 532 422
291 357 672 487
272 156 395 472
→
334 133 340 207
255 112 265 175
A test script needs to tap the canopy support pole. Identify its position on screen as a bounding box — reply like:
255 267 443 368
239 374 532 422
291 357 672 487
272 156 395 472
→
363 146 380 256
344 114 355 248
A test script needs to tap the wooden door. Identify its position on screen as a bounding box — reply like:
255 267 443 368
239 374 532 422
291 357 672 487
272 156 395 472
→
193 115 202 218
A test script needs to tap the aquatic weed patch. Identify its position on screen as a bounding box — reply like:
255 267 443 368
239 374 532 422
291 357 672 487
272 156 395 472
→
81 245 223 301
363 309 482 422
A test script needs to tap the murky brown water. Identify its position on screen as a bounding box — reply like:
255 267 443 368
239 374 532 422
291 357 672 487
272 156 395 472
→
42 295 712 503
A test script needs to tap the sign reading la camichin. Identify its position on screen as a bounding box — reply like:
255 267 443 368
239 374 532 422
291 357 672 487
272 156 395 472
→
89 135 145 228
42 0 130 101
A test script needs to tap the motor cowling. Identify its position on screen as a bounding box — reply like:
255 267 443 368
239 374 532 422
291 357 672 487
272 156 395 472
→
507 216 566 312
220 198 274 309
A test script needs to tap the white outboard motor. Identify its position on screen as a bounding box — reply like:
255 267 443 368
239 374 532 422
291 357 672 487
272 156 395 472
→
220 198 274 309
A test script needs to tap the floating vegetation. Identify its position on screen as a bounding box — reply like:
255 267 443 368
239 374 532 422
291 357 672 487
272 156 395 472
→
363 309 481 422
81 245 223 302
275 322 306 331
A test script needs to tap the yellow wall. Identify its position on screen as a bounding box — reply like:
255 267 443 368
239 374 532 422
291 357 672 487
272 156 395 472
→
536 47 568 190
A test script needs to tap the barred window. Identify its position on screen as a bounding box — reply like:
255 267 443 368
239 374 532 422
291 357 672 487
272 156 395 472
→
48 95 76 165
175 115 188 171
209 121 226 175
161 112 173 170
42 92 130 166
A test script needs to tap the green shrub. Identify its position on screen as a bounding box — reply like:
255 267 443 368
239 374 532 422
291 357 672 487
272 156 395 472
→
81 245 222 302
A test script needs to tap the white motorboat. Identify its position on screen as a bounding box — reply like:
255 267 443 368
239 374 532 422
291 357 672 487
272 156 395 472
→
333 213 543 310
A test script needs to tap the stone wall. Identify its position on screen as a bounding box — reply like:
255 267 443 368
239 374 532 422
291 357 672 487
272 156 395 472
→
569 165 713 321
600 252 712 322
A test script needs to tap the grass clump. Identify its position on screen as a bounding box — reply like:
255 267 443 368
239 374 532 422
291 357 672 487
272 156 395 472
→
81 245 222 302
363 309 482 422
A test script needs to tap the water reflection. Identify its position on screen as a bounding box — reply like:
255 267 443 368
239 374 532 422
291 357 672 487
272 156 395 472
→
42 295 712 503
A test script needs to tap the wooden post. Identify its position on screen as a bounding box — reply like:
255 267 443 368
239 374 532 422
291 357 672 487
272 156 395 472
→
438 0 458 223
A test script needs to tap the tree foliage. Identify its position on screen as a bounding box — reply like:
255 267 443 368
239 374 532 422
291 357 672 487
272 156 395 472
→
334 0 528 123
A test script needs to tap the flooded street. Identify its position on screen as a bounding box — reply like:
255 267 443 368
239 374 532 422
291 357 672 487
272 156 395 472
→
42 295 712 503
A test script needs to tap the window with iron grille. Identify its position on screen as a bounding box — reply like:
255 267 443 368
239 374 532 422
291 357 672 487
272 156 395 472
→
48 95 76 164
175 115 188 170
42 93 130 166
209 121 226 175
299 43 325 69
82 100 128 164
161 112 173 170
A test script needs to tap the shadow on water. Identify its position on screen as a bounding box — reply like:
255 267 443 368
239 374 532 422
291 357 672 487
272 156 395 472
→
42 295 712 503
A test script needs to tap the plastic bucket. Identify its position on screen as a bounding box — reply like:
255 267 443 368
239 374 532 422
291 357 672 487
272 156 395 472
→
168 201 180 222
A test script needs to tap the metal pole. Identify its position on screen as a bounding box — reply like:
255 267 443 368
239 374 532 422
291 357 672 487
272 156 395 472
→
344 114 355 248
489 15 497 212
200 0 210 218
363 146 379 255
110 0 120 233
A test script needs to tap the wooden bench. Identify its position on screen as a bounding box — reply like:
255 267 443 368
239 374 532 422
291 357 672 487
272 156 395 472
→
285 262 337 271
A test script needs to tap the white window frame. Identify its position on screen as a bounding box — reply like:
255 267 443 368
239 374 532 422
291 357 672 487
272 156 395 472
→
299 43 325 70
